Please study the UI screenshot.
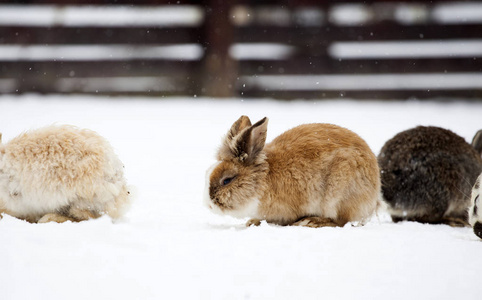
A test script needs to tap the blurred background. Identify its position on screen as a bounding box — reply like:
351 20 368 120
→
0 0 481 100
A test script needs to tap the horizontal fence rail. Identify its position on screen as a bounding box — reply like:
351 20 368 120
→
0 0 481 99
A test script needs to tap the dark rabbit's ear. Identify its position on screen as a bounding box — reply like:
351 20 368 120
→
472 130 482 155
0 133 2 143
236 117 268 163
218 116 253 160
227 116 252 142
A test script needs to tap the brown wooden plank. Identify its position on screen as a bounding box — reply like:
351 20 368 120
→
0 0 470 5
239 58 482 75
238 89 482 100
0 88 191 97
3 87 479 100
0 59 200 94
2 58 480 79
3 85 480 99
277 0 473 5
0 60 198 78
0 26 201 45
236 24 482 44
3 24 480 45
0 0 200 5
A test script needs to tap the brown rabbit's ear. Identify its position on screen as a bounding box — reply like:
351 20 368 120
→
236 117 268 163
218 116 253 160
472 130 482 155
0 133 2 144
227 116 252 142
218 116 268 162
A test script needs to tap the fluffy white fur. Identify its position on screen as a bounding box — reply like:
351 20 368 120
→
203 162 220 212
204 162 260 219
0 125 130 223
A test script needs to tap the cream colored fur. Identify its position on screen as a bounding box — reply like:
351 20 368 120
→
205 116 382 228
0 125 130 223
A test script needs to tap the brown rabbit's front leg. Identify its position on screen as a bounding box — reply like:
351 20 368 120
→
292 217 345 228
246 218 262 227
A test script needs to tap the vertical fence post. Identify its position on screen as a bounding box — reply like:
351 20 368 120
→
198 0 237 98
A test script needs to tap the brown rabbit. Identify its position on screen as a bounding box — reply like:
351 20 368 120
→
204 116 381 227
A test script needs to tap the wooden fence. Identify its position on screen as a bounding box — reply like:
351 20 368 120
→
0 0 481 99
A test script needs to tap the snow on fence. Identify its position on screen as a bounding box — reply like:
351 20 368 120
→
0 0 481 99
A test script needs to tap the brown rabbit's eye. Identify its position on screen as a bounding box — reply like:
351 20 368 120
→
222 177 234 186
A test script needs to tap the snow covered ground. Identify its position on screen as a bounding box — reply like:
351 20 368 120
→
0 95 481 300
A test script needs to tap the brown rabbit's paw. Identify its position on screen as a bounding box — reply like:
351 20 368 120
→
68 207 101 221
246 218 261 227
293 217 342 228
38 213 74 223
442 217 470 228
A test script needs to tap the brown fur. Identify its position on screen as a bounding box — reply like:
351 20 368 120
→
205 116 381 228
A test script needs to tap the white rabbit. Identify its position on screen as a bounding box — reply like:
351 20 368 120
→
0 125 130 223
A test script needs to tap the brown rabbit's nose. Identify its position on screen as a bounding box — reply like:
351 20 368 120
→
474 222 482 239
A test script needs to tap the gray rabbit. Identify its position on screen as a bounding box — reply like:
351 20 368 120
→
378 126 482 226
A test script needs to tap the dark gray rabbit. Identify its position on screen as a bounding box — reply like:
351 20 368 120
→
378 126 482 226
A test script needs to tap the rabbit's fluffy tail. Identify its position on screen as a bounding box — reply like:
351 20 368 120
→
373 191 388 222
106 184 135 223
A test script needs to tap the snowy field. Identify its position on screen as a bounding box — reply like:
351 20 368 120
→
1 95 481 300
